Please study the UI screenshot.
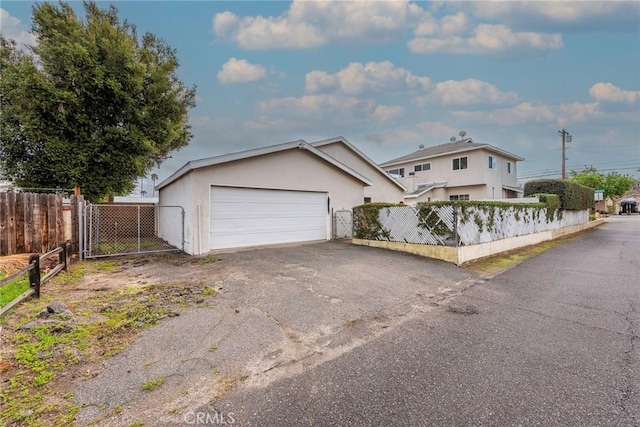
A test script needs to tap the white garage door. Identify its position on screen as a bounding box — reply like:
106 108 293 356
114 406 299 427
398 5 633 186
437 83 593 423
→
210 186 328 250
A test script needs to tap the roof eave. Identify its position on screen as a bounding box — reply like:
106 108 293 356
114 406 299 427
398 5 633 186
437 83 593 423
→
312 136 407 191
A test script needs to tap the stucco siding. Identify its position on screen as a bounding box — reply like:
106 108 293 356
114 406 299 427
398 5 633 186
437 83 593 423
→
186 149 364 253
316 142 404 203
158 172 194 253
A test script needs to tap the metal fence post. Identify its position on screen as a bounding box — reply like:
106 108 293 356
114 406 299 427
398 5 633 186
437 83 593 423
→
28 254 41 298
181 207 185 252
137 205 141 253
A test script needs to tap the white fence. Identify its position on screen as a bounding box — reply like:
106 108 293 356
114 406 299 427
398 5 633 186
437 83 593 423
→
356 205 589 246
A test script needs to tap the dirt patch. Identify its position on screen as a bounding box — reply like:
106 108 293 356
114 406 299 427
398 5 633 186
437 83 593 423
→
0 253 223 427
0 255 31 276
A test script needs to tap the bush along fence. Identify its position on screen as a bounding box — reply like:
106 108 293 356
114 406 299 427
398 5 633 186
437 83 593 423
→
0 242 71 316
352 181 598 264
353 199 590 247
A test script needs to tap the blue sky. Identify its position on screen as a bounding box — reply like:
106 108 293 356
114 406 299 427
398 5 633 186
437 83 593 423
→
2 1 639 192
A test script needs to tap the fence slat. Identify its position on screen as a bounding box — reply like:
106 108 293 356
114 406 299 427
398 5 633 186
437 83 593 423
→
24 193 34 253
7 192 17 255
47 194 57 252
15 193 25 253
70 195 79 255
0 193 71 256
0 193 7 256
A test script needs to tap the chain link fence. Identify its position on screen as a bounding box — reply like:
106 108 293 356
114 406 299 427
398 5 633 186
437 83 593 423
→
83 204 183 258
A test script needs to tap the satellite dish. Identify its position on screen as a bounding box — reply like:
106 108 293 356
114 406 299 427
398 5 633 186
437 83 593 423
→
419 144 425 149
450 136 456 142
459 130 467 138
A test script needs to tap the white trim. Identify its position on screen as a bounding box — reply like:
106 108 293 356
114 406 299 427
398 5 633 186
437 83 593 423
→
157 139 372 190
381 145 524 168
312 136 407 191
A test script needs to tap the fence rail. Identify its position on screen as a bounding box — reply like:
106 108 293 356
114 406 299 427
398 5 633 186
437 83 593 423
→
0 242 70 316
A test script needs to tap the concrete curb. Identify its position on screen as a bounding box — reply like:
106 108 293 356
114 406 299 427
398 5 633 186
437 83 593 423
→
353 219 606 265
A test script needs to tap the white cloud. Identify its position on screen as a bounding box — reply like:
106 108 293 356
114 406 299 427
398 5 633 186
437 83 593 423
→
417 79 518 106
372 105 405 123
466 1 640 32
589 82 639 105
415 12 471 37
212 0 426 50
409 24 563 55
0 8 37 49
217 58 266 85
367 129 423 144
259 94 375 119
452 101 601 126
416 121 458 139
305 61 430 95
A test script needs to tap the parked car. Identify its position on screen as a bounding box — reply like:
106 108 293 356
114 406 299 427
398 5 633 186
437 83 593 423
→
619 197 639 214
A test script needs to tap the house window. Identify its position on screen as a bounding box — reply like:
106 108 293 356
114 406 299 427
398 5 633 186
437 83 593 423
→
449 194 470 201
364 197 372 204
488 156 498 169
414 163 431 172
452 157 468 170
507 162 512 174
387 168 405 178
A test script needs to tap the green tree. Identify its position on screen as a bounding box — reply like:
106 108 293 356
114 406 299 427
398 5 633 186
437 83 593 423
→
0 2 195 202
570 166 636 200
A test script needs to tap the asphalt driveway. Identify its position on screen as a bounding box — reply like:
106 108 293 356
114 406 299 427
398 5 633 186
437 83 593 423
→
73 241 476 426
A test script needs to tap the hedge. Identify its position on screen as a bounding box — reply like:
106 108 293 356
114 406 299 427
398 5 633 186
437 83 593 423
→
524 179 593 210
529 193 561 212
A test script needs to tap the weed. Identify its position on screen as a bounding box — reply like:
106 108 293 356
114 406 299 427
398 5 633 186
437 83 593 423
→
142 377 165 391
202 287 216 296
130 421 145 427
209 345 218 353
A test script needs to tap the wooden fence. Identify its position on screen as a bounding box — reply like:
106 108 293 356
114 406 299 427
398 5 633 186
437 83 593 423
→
0 193 82 256
0 243 70 316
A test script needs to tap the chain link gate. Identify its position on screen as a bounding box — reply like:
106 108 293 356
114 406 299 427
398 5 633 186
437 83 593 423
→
81 204 184 259
333 210 353 239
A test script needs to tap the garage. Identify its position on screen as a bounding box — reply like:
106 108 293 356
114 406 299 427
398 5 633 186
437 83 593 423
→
156 139 372 255
210 186 328 250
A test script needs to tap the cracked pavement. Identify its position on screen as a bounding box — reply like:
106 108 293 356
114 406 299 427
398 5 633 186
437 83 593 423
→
201 216 640 426
71 241 474 426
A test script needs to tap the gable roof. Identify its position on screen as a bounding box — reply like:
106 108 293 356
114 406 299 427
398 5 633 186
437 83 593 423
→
380 139 524 168
311 136 407 191
156 139 372 190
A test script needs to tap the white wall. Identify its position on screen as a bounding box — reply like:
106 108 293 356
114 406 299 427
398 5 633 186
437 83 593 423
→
160 148 365 255
392 148 521 199
316 142 405 203
158 172 193 253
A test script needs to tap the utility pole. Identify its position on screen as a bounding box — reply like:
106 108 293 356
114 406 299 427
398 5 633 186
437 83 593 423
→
558 129 572 179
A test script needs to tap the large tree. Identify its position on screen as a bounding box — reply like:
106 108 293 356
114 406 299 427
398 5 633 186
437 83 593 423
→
0 2 195 201
569 166 637 200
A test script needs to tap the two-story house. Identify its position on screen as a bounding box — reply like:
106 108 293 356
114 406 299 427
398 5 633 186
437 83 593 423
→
380 138 524 203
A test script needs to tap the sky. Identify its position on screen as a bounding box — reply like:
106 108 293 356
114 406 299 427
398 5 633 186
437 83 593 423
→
1 0 639 195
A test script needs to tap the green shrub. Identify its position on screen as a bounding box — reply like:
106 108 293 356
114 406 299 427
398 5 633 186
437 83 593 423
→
529 193 560 211
352 202 403 240
524 179 593 210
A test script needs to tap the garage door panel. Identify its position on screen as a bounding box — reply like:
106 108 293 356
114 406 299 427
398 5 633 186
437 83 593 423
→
210 186 327 250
